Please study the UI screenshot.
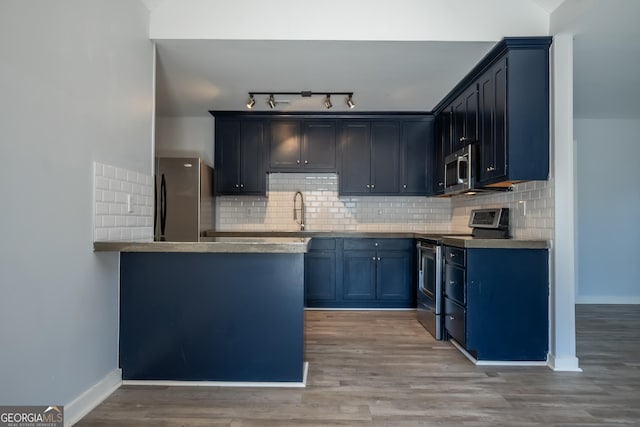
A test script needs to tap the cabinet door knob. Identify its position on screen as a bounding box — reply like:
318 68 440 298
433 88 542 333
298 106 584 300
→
235 184 240 188
449 280 455 285
374 242 379 247
372 256 376 261
371 184 375 189
304 160 308 164
403 184 407 189
297 160 301 164
486 166 496 172
450 253 455 258
438 182 444 187
240 184 244 188
377 257 381 261
460 136 468 142
366 184 370 189
449 315 456 320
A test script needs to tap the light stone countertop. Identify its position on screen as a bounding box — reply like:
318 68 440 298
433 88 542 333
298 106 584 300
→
204 231 550 250
94 232 549 253
93 237 310 253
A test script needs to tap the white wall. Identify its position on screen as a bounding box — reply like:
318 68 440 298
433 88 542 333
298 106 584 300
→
156 116 215 166
0 0 153 414
575 118 640 303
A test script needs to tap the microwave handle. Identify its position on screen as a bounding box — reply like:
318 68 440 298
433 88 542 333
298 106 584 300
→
457 155 468 184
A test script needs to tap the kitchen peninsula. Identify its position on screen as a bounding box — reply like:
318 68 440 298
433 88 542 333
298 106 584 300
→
94 238 309 384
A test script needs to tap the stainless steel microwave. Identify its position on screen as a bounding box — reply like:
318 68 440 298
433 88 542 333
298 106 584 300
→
444 144 475 195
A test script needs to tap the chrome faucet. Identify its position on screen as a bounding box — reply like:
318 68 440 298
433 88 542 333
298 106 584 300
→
293 191 305 231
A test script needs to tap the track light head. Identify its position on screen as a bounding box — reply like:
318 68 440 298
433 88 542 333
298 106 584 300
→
246 94 255 109
267 94 276 109
324 94 332 109
346 94 355 109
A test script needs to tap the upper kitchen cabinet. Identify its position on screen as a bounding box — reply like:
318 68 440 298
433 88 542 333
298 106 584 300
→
432 111 451 195
400 118 434 195
269 119 337 172
476 43 550 187
450 85 479 153
214 118 266 195
433 37 552 190
339 120 401 195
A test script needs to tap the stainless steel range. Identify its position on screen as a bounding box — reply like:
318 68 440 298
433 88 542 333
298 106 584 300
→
416 207 510 339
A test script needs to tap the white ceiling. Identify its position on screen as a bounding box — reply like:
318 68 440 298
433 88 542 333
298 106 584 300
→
155 40 496 116
150 0 640 119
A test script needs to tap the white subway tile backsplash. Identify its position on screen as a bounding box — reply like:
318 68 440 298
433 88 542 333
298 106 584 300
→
216 173 554 239
217 173 453 233
93 162 154 242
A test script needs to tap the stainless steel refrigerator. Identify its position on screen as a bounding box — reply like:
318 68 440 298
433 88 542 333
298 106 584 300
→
154 157 214 242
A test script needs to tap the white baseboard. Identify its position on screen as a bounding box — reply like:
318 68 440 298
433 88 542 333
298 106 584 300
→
450 339 549 368
576 296 640 304
122 362 309 389
65 368 122 426
547 353 582 372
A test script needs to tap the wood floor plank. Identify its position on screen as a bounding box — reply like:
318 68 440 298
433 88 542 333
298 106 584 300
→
76 305 640 426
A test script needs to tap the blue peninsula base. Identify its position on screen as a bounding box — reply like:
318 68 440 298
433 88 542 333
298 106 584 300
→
119 252 305 383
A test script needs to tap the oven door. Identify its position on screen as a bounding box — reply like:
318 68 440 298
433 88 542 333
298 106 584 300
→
416 242 443 339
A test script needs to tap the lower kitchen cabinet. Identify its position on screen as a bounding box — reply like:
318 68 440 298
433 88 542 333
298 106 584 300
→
304 240 337 302
304 238 416 309
443 246 549 361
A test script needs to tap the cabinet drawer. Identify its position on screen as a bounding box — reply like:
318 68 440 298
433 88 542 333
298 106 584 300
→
444 246 465 267
444 264 465 305
308 238 336 251
444 297 466 347
343 238 412 251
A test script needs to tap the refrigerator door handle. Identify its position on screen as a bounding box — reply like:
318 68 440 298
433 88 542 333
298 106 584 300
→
153 175 157 239
160 173 167 241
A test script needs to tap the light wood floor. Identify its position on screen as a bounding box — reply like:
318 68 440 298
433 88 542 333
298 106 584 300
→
77 305 640 426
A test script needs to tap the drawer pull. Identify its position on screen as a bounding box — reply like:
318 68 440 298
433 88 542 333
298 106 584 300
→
450 253 456 258
449 280 456 285
449 315 455 320
486 166 496 172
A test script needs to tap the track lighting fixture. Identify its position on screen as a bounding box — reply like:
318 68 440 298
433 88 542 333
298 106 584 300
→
246 94 255 109
346 94 355 109
323 95 332 109
246 91 355 110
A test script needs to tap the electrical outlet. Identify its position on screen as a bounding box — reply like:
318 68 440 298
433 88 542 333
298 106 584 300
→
127 194 134 213
518 200 527 216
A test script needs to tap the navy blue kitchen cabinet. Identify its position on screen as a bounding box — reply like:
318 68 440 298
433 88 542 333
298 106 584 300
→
339 120 401 195
433 37 551 190
305 238 415 308
269 119 337 172
443 245 549 361
476 45 549 186
400 118 434 195
214 119 266 195
432 111 452 195
451 85 479 152
304 238 338 304
341 238 415 308
343 250 377 300
119 252 304 382
268 119 301 170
